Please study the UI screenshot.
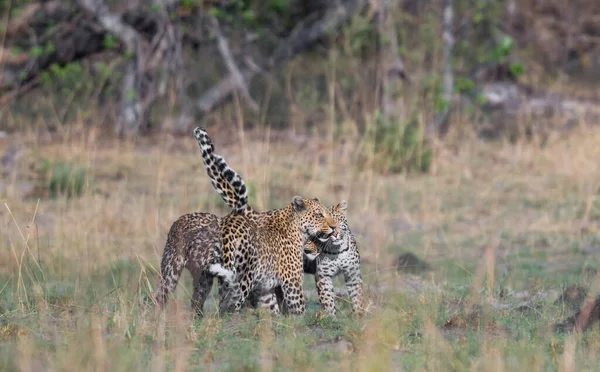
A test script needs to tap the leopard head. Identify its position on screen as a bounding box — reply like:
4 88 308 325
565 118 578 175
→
304 201 349 254
292 196 336 242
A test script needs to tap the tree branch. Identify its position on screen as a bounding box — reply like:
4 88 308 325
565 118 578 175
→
207 15 259 113
270 0 369 67
180 0 370 124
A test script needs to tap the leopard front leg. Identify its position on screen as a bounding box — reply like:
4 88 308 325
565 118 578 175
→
315 272 336 317
281 277 306 315
344 269 364 316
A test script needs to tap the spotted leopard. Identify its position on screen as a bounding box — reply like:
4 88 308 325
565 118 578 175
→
154 212 223 317
194 127 364 317
194 127 336 315
303 201 364 317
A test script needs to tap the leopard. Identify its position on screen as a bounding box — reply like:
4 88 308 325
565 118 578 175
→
194 127 337 315
154 128 316 317
154 212 223 318
193 127 364 317
154 211 287 317
302 201 364 317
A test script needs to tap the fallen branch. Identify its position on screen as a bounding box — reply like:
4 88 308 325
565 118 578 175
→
184 0 370 120
269 0 370 67
207 15 259 113
196 66 258 114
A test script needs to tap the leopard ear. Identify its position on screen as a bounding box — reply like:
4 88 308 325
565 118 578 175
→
292 196 306 212
313 197 320 202
336 200 348 212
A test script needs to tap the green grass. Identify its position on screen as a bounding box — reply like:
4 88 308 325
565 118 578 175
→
3 128 600 370
0 249 596 371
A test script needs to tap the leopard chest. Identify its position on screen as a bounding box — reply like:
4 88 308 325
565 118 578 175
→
317 249 357 276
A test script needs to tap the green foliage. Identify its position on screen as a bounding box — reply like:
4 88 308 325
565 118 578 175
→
181 0 203 6
29 42 54 59
509 62 524 78
454 0 525 80
149 3 162 12
41 63 83 89
454 76 475 94
365 113 433 174
103 35 119 49
126 89 138 100
207 0 299 34
37 158 89 198
35 59 117 122
269 0 290 12
347 16 375 54
30 46 43 58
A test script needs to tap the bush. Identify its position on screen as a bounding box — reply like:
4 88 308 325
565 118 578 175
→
364 113 433 174
38 159 89 198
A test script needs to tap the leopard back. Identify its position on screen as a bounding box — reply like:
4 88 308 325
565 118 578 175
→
213 196 337 315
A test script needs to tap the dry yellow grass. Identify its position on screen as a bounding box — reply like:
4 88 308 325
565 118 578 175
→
1 122 600 370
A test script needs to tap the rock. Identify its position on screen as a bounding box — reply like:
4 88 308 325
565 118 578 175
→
314 335 354 354
395 253 431 274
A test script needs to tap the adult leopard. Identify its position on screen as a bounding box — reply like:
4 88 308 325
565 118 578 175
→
154 129 312 317
154 212 223 317
194 127 337 315
194 128 363 317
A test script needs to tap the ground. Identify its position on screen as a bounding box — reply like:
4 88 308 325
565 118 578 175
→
1 125 600 371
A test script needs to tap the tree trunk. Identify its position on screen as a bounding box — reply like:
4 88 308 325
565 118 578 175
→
376 0 408 123
426 0 454 138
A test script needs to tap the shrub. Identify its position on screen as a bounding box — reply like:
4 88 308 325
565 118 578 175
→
38 159 88 198
364 113 433 174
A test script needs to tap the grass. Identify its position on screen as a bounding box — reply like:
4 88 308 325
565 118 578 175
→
2 124 600 371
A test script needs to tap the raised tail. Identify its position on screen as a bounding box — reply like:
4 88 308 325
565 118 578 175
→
193 127 249 212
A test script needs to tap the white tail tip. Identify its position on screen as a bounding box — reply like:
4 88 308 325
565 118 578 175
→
209 264 235 283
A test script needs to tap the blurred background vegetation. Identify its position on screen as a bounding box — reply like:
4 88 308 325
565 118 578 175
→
2 1 600 371
1 0 599 174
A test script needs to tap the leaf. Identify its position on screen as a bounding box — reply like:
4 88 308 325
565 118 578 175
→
30 46 43 58
499 36 514 56
509 63 524 78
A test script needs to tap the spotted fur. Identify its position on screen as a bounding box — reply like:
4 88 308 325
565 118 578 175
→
212 196 337 315
155 212 223 317
307 201 364 317
194 127 336 315
155 211 287 316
